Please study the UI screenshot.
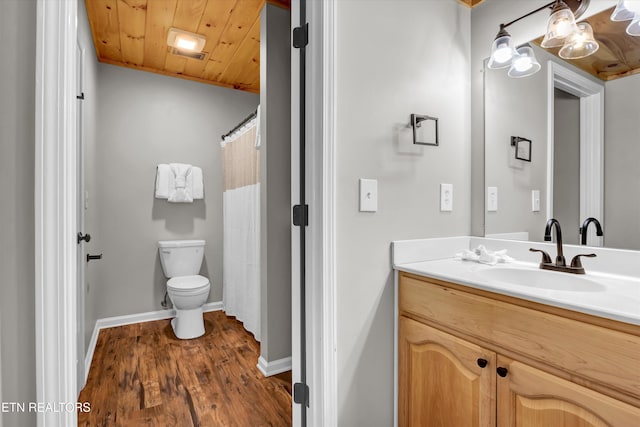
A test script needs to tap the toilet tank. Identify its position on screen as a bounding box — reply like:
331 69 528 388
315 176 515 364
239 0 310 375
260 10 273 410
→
157 240 206 278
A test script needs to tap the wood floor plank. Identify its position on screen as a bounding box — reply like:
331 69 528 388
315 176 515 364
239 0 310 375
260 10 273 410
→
79 311 291 426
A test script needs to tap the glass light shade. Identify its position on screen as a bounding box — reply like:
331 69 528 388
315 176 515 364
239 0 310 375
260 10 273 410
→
541 6 579 48
559 23 600 59
488 33 516 69
611 0 640 21
627 14 640 35
507 46 541 78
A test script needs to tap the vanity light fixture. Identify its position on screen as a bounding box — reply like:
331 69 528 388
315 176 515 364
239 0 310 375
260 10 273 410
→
488 0 594 78
610 0 640 36
487 25 517 69
559 22 599 59
167 28 207 53
540 1 579 48
508 45 542 78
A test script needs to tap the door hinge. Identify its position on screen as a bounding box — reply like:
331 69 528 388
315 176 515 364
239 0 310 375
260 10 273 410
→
293 382 309 407
76 92 85 100
292 204 308 227
293 23 308 48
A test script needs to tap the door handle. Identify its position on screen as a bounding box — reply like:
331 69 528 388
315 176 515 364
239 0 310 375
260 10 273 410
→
86 253 102 262
77 232 91 244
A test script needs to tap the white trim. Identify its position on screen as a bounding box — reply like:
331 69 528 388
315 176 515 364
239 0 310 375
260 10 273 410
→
35 0 79 425
320 0 337 426
257 356 293 377
84 302 223 380
546 61 604 246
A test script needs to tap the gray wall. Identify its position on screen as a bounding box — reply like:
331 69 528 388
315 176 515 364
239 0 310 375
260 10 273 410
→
259 4 292 363
553 89 581 245
604 73 640 250
0 1 36 425
87 63 258 321
335 1 470 425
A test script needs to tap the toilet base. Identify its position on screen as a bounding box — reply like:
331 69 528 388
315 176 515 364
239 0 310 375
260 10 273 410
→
171 307 205 339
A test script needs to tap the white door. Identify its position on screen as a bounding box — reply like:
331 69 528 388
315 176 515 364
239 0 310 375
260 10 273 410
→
76 42 87 391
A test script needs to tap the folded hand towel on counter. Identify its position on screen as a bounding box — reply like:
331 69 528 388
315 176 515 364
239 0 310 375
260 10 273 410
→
456 245 514 266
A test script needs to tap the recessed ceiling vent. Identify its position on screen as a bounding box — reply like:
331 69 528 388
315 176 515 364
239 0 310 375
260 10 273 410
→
168 47 207 61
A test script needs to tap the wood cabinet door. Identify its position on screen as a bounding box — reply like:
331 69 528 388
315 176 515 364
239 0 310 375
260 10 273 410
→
398 316 496 427
497 356 640 427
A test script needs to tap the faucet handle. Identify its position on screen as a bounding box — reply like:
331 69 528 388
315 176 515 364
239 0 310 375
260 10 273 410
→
530 248 552 264
570 253 596 269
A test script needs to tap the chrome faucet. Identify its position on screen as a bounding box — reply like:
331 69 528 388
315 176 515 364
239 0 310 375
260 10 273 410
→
529 218 596 275
579 217 603 245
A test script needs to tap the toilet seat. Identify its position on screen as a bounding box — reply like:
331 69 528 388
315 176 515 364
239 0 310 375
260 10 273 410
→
167 275 210 293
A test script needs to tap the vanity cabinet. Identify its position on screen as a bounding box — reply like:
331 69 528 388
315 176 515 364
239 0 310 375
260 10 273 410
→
398 271 640 427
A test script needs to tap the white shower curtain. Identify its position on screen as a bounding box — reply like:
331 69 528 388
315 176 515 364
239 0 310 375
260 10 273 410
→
221 116 261 341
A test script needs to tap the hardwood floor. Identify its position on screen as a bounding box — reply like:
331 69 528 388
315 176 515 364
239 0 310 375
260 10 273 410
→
78 311 292 427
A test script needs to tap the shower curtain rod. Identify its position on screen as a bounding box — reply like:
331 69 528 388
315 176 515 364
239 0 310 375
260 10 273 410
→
221 109 258 140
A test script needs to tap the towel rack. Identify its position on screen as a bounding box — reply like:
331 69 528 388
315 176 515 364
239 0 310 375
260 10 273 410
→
221 109 258 140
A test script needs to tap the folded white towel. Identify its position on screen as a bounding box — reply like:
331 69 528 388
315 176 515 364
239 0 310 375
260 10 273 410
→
456 245 514 265
169 163 193 203
192 166 204 199
155 164 172 199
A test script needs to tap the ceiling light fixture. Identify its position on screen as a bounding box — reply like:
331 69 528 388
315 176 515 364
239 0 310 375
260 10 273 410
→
167 28 207 53
610 0 640 36
488 0 594 79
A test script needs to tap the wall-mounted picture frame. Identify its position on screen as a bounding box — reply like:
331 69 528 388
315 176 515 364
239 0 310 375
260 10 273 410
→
411 114 439 146
511 136 531 162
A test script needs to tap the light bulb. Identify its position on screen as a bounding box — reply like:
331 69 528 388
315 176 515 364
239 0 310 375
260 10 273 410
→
493 44 513 63
513 56 533 72
176 38 197 51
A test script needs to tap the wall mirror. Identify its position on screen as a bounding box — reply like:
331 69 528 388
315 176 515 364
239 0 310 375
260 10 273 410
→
483 6 640 251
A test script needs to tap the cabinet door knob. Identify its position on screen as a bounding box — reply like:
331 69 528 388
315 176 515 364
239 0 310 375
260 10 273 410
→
496 367 508 377
477 358 488 368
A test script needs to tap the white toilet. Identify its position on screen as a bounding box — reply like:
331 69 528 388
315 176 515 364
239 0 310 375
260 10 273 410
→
158 239 210 339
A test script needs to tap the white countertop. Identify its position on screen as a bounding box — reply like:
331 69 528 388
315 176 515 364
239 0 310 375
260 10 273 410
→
392 237 640 326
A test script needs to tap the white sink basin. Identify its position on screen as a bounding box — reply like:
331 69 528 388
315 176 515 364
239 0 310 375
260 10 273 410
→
476 267 607 292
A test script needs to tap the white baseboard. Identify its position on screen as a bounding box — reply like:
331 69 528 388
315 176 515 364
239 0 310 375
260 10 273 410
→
257 355 292 377
84 301 223 382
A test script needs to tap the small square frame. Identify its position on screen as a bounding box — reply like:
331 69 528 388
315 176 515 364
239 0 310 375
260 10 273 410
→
511 136 531 162
411 114 439 146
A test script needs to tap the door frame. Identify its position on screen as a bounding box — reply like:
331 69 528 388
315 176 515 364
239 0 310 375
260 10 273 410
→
35 0 339 426
298 0 338 425
35 0 79 426
546 61 604 246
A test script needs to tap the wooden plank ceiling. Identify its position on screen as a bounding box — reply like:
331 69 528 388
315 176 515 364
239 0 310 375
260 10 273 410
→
458 0 485 7
534 7 640 80
85 0 290 93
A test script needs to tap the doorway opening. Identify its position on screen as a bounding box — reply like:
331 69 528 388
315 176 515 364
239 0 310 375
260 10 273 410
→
546 61 604 246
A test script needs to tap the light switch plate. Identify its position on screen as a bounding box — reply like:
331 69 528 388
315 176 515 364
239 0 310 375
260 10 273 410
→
532 190 540 212
359 179 378 212
440 183 453 211
487 187 498 212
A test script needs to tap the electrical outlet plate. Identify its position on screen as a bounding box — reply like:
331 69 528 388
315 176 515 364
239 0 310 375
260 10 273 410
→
440 183 453 211
488 187 498 212
532 190 540 212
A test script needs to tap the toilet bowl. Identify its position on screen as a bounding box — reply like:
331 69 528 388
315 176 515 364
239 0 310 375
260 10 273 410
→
158 240 210 339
